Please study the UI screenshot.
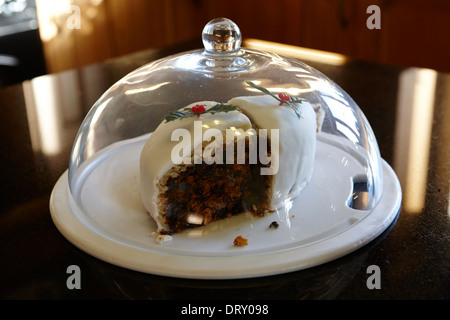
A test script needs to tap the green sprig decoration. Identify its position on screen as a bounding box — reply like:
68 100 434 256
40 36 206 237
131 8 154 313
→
245 81 304 119
163 81 304 122
164 103 240 123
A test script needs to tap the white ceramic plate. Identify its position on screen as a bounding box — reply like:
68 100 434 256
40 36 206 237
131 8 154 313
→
50 133 401 279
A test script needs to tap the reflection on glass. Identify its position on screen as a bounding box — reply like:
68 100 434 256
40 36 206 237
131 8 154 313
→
394 68 437 213
323 96 359 144
125 82 171 95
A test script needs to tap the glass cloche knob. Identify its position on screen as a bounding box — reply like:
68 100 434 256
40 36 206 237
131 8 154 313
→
202 17 242 54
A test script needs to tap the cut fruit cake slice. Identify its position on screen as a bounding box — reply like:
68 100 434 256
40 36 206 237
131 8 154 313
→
140 85 321 236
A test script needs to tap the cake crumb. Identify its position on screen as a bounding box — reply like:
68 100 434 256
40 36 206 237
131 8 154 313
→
155 234 173 244
269 221 279 229
233 235 248 247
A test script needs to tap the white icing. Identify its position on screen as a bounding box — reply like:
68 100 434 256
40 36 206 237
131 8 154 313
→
140 96 317 232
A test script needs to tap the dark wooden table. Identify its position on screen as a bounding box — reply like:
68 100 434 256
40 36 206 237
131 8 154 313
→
1 38 449 301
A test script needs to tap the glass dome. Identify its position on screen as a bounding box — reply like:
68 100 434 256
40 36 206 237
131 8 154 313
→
67 18 385 237
50 17 403 277
69 18 382 212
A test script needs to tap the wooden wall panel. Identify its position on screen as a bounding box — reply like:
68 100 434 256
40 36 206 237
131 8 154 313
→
297 0 382 62
380 0 450 71
36 0 114 73
104 0 174 56
206 0 307 45
36 0 450 74
74 1 112 67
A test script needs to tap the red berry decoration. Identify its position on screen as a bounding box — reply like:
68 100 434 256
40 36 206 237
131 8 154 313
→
278 93 290 105
191 104 206 117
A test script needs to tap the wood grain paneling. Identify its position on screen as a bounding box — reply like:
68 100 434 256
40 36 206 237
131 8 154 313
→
36 0 450 74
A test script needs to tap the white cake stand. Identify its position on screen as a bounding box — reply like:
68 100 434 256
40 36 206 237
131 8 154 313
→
50 133 401 279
